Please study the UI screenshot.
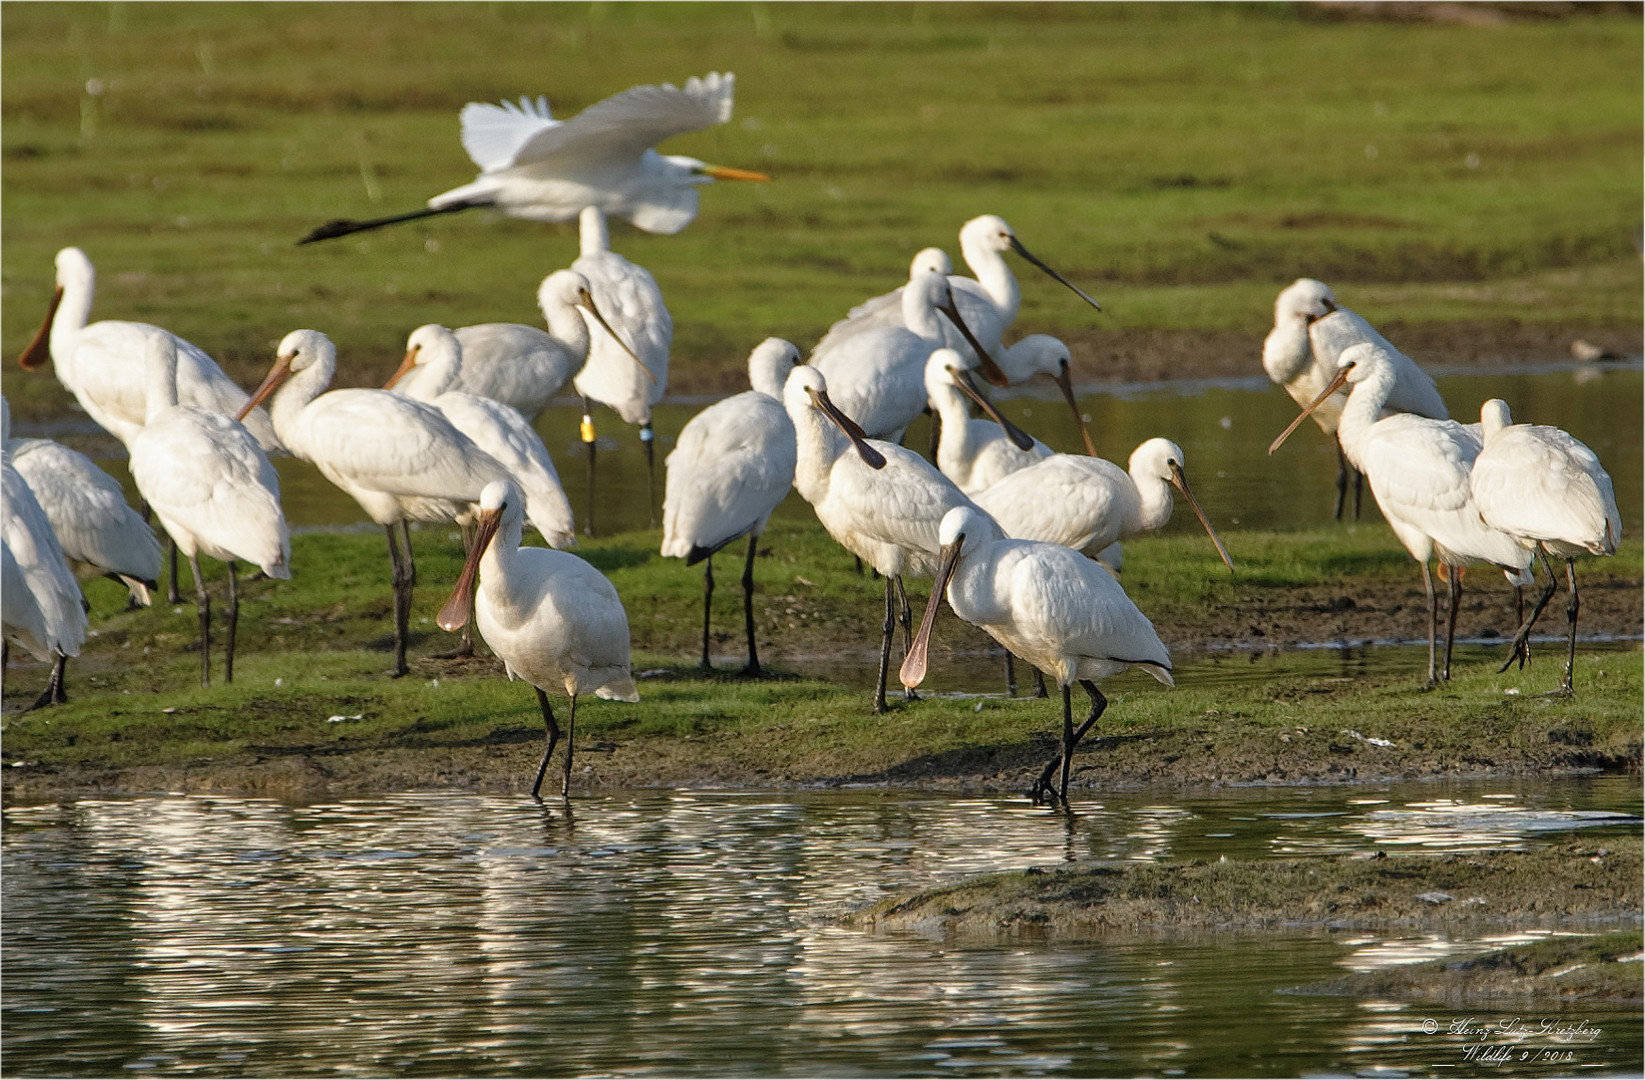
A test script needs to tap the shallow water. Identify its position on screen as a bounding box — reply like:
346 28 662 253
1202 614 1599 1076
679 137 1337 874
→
3 778 1639 1077
56 363 1642 538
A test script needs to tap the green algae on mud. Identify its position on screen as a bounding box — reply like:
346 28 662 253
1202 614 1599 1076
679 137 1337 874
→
851 843 1642 941
0 524 1638 802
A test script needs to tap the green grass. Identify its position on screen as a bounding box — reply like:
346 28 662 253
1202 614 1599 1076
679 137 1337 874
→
4 3 1641 423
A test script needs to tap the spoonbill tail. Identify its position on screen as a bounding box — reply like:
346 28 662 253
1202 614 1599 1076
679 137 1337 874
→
661 338 799 674
239 329 509 676
812 215 1101 375
1261 279 1447 519
1470 398 1621 693
901 506 1172 806
128 333 290 688
2 413 87 710
571 207 671 532
298 72 768 244
784 364 984 713
438 480 639 800
1270 343 1530 683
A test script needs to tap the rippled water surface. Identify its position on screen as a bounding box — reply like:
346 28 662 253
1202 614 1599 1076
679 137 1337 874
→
4 777 1639 1077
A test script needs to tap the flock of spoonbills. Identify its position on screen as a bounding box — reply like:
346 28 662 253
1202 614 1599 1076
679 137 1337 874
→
2 72 1621 804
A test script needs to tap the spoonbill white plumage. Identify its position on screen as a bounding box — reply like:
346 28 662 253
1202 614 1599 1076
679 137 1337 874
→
991 334 1098 457
1469 398 1621 693
1261 279 1448 519
437 480 639 799
128 332 290 688
571 206 671 532
2 426 87 709
299 72 768 244
925 348 1048 495
970 439 1236 573
901 506 1173 806
784 364 985 713
238 329 510 676
392 322 577 422
16 247 280 453
660 338 799 674
1270 342 1531 684
6 404 163 609
811 215 1101 374
388 324 578 549
812 252 1007 444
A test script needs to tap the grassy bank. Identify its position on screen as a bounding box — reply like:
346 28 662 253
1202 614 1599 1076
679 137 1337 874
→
3 522 1638 800
4 3 1641 424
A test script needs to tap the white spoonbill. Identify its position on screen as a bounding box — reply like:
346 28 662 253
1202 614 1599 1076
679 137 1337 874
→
6 398 163 609
1270 343 1531 684
238 329 509 676
971 439 1236 572
812 214 1101 372
925 348 1049 495
16 247 280 453
812 252 1008 444
392 322 577 422
1469 398 1621 694
991 334 1098 456
571 206 671 532
437 480 639 800
901 506 1173 806
660 338 799 674
785 365 984 713
299 72 769 244
2 426 87 710
1262 279 1448 519
388 324 578 548
128 332 290 688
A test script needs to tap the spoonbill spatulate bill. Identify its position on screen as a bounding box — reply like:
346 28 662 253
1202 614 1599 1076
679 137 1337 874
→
298 72 768 244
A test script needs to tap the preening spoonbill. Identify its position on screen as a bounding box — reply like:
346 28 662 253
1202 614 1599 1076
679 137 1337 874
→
1261 279 1447 519
901 506 1172 806
6 399 163 610
16 247 280 453
925 348 1047 495
1469 398 1621 693
388 324 577 548
785 364 983 713
812 215 1101 374
392 322 578 422
1270 343 1531 684
239 329 509 676
2 418 87 710
571 206 671 532
812 252 1007 444
128 333 290 688
437 480 639 800
299 72 768 244
971 439 1236 572
661 338 799 674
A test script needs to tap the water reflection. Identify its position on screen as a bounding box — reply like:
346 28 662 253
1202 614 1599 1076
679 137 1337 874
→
4 778 1639 1077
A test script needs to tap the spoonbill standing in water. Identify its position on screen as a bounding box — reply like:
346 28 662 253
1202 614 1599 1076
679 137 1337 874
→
661 338 799 674
571 206 671 532
2 412 87 710
299 72 768 244
1261 279 1447 519
784 365 983 713
128 333 290 688
1469 398 1620 694
238 329 509 676
901 506 1173 806
438 480 639 800
1270 343 1530 684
